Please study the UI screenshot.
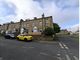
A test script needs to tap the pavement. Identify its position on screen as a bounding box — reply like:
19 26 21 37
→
0 35 79 60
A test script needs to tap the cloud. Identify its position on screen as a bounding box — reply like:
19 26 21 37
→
67 24 79 32
7 0 43 19
0 0 43 23
36 0 79 30
0 1 16 17
39 0 79 21
0 0 79 30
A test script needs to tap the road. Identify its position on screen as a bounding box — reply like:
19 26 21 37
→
57 35 79 60
0 35 79 60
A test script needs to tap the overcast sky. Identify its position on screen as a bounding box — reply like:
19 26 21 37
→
0 0 79 31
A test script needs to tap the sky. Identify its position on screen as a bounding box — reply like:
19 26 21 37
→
0 0 79 32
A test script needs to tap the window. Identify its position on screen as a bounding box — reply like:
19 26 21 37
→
46 20 49 24
24 24 26 27
39 21 42 26
32 23 35 26
46 20 49 26
27 24 29 27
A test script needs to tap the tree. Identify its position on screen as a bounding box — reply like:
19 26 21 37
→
53 23 60 33
43 27 54 36
10 21 14 24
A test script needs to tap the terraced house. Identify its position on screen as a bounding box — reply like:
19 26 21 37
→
0 14 53 35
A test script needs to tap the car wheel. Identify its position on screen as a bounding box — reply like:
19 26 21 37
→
5 36 10 39
16 37 19 40
24 38 28 41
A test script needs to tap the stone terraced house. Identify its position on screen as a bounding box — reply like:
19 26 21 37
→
0 14 53 35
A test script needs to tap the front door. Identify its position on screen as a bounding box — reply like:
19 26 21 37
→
33 26 38 32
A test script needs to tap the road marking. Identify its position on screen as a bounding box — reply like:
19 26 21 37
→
63 43 69 49
40 52 48 56
64 45 69 49
0 57 3 60
73 56 78 60
59 42 64 49
57 54 61 56
65 54 71 60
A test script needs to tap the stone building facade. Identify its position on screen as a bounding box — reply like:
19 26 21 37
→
0 14 53 34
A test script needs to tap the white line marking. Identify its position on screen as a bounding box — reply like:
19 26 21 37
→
63 43 69 49
57 54 61 56
65 46 69 49
59 42 64 49
73 56 78 60
65 54 71 60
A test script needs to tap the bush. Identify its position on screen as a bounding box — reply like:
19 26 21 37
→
53 23 60 33
43 27 54 36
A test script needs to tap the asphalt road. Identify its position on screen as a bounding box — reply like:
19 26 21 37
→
0 35 79 60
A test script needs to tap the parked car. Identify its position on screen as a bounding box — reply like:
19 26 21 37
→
4 31 17 39
16 34 33 41
4 33 15 39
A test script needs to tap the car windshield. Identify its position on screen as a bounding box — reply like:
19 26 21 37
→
6 31 14 34
19 34 28 36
